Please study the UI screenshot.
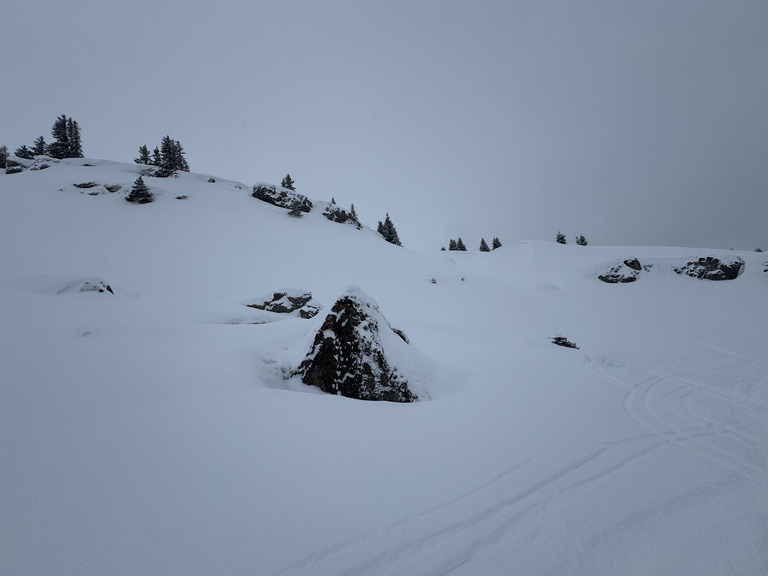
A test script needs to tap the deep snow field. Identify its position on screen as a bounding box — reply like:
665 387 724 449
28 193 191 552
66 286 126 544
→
2 158 767 576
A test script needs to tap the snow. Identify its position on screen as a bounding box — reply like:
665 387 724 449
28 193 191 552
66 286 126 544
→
1 159 767 575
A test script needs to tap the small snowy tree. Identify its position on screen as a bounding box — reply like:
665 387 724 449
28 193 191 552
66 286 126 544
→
449 239 457 251
456 237 467 251
134 145 151 165
288 199 304 217
281 174 296 191
14 145 35 159
378 213 402 246
0 145 7 169
151 147 162 166
575 234 588 246
556 231 566 244
492 237 502 250
125 176 154 204
479 238 490 252
32 136 47 156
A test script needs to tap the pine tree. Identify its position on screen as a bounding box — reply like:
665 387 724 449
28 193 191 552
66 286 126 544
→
456 237 467 251
492 237 502 250
350 203 359 224
0 145 7 169
46 115 69 159
151 147 161 166
125 176 154 203
14 145 35 159
134 145 151 165
556 231 566 244
379 213 402 246
66 118 83 157
479 238 490 252
175 140 189 171
281 174 296 191
575 234 588 246
449 239 457 251
32 136 47 156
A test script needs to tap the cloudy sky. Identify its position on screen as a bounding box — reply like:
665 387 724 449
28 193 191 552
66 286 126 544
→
3 0 766 251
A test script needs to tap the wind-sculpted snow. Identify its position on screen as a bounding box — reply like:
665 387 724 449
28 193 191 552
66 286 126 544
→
1 160 766 576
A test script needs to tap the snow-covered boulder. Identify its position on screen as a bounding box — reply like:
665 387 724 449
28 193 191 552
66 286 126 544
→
674 256 744 280
252 183 312 213
322 204 359 226
598 258 645 283
293 286 417 402
247 289 320 319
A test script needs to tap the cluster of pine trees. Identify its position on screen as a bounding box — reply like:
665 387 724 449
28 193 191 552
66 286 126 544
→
446 237 501 251
9 115 83 161
556 232 588 245
377 213 401 246
134 136 189 174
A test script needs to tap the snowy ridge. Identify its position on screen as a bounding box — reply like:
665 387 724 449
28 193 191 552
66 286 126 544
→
1 159 767 576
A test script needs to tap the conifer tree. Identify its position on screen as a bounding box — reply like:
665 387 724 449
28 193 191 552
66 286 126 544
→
479 238 490 252
32 136 47 156
46 115 69 159
350 203 359 223
281 174 296 191
456 237 467 251
449 239 457 251
134 145 151 165
125 176 153 204
556 231 566 244
492 237 502 250
378 213 402 246
575 234 588 246
0 145 7 169
14 145 35 159
152 147 161 166
66 118 83 157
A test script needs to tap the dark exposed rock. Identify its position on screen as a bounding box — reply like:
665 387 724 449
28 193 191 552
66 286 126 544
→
252 183 312 213
623 258 642 271
323 204 359 226
550 335 579 349
598 260 642 283
248 290 320 318
674 256 744 280
79 280 114 294
293 287 416 402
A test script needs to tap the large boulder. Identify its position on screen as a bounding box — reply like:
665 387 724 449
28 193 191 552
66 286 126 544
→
252 183 312 213
293 286 416 402
674 256 744 280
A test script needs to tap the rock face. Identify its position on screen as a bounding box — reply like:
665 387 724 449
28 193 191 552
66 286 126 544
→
323 204 359 226
293 287 416 402
79 280 114 294
674 256 744 280
252 183 312 213
248 290 320 319
598 259 645 283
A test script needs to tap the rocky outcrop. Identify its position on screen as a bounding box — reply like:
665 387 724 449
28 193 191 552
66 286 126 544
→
323 204 359 226
674 256 744 280
248 290 320 319
252 183 312 213
598 258 646 283
79 280 114 294
293 286 416 402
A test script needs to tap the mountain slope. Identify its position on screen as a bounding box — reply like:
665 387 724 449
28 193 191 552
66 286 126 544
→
2 159 767 575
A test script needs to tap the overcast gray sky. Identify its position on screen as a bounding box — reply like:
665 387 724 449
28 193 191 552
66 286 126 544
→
2 0 766 251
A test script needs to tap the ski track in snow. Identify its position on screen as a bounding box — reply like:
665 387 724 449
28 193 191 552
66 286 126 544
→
273 345 768 576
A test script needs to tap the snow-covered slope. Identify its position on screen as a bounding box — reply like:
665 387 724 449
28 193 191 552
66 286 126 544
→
2 159 767 575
